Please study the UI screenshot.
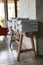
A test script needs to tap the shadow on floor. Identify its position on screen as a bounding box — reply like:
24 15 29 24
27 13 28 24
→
0 40 8 52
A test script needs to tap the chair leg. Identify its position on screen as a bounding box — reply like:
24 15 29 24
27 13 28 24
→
10 30 13 48
10 40 12 48
30 35 36 57
17 33 23 61
10 37 12 48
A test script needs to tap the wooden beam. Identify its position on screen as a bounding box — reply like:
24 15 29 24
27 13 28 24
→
14 0 17 18
8 0 19 3
0 0 2 3
20 49 33 53
3 0 8 26
0 0 19 3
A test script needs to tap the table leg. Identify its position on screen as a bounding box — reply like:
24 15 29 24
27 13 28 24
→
30 35 36 57
17 33 23 61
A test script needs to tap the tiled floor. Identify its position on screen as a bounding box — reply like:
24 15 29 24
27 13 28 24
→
0 36 43 65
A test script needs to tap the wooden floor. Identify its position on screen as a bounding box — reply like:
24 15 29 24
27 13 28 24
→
0 36 43 65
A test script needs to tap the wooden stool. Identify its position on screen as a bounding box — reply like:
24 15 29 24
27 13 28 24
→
17 32 37 61
10 31 37 61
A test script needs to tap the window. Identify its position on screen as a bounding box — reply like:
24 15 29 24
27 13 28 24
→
17 1 20 17
8 3 15 19
8 0 20 19
0 2 5 27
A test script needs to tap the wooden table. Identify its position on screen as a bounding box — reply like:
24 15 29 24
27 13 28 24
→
0 28 8 36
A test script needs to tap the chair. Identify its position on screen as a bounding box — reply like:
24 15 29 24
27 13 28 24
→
7 19 17 48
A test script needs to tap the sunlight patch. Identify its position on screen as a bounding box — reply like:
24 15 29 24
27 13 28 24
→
0 36 4 41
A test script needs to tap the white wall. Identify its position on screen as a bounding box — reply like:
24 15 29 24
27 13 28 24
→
18 0 37 51
19 0 36 19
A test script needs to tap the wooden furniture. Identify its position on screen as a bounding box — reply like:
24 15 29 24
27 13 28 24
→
10 31 37 61
16 19 38 61
0 28 8 36
16 32 37 61
9 19 38 61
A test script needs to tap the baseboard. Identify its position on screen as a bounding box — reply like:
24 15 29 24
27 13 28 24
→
37 55 43 59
